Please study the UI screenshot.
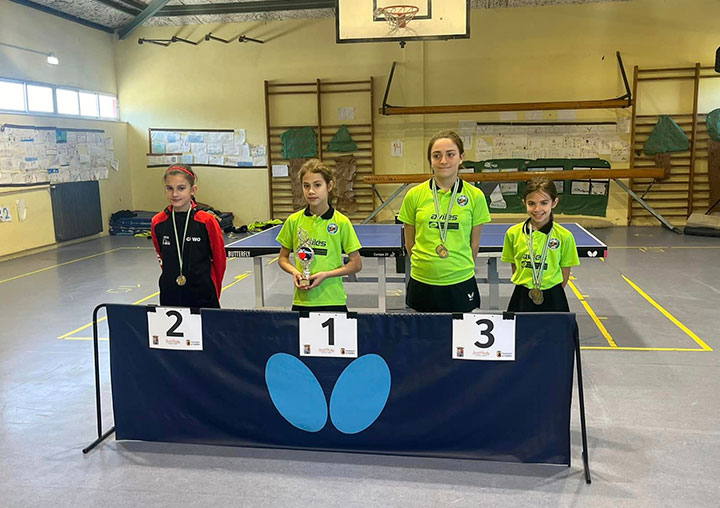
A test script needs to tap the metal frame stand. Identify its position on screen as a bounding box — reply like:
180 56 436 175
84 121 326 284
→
363 179 681 233
573 322 592 484
82 303 115 454
613 178 681 233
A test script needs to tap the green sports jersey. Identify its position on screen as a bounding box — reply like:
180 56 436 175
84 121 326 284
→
276 206 361 307
501 220 580 289
398 178 491 285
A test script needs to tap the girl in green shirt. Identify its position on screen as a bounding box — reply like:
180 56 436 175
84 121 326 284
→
398 130 491 312
277 159 362 312
501 177 579 312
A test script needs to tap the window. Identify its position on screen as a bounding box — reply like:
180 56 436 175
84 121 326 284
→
0 78 117 119
0 80 25 111
27 84 54 113
99 94 117 119
79 91 99 117
56 88 79 115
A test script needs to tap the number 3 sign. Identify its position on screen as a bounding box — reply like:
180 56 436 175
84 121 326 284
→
452 313 516 361
147 307 203 351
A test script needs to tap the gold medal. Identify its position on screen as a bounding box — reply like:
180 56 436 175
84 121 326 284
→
431 178 459 262
529 288 543 305
172 208 191 288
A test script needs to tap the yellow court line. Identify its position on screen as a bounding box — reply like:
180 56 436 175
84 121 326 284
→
267 257 279 265
568 280 618 348
222 272 251 291
611 246 720 250
1 248 120 285
58 272 251 340
622 275 713 351
0 246 154 285
582 346 709 352
57 289 161 339
63 337 109 341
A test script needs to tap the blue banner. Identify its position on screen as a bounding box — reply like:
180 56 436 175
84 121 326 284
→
108 306 576 464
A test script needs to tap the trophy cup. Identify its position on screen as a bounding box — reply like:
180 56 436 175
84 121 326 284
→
296 227 315 287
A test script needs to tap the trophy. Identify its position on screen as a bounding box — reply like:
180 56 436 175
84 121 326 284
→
296 227 315 287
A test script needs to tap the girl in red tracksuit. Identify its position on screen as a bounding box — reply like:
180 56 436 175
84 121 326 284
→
151 164 226 308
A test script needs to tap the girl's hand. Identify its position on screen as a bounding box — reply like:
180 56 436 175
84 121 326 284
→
306 271 329 289
292 271 305 289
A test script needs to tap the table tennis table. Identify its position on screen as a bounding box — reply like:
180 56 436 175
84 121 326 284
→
225 223 607 311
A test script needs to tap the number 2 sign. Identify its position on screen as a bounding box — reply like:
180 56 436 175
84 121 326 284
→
452 313 516 361
147 307 203 351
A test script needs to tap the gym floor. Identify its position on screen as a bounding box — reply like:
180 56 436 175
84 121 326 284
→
0 226 718 507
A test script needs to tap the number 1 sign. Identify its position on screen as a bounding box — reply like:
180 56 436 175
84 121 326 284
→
452 313 516 361
299 313 358 358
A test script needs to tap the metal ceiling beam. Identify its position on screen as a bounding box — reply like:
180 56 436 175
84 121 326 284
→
118 0 173 39
10 0 115 33
116 0 147 10
157 0 335 17
93 0 141 16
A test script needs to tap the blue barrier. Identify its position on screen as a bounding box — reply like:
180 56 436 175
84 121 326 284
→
84 305 590 481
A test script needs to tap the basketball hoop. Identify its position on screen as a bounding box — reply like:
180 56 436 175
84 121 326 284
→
375 5 420 31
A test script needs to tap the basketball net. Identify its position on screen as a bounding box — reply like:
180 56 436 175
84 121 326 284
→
374 5 419 32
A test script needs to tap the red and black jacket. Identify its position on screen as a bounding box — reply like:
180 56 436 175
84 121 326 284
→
151 203 227 308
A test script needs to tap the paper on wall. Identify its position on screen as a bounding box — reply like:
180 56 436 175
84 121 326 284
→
557 110 576 121
272 164 289 177
16 199 26 221
207 143 223 155
166 142 182 153
391 140 403 157
571 181 590 195
191 143 207 157
591 182 608 195
458 120 476 134
338 107 355 121
488 185 507 209
223 144 240 156
239 143 251 161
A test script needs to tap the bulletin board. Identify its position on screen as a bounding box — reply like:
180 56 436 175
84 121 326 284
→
0 123 115 186
473 121 629 162
464 157 612 217
147 128 267 168
458 120 629 217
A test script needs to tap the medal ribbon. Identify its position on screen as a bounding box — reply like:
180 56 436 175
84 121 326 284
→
527 223 553 290
431 178 460 247
172 207 191 279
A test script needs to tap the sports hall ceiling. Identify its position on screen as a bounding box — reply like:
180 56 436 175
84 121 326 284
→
11 0 630 35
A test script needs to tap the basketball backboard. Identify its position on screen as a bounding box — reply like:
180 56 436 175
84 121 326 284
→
336 0 470 44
